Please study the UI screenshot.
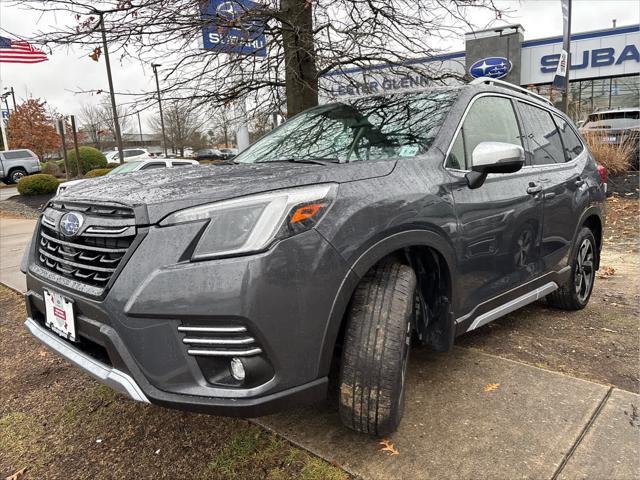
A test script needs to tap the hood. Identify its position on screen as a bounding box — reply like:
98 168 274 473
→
57 160 396 223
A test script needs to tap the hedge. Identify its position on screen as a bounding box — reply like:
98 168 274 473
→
85 168 112 178
40 161 61 177
17 174 60 196
63 147 108 176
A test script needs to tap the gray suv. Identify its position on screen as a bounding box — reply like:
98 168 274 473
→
22 78 606 436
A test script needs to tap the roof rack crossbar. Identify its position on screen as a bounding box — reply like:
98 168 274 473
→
470 77 554 106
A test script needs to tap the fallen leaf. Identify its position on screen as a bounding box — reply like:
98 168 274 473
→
484 383 500 392
378 438 399 455
5 467 27 480
597 266 615 279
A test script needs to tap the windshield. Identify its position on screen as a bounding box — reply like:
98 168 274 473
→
234 88 460 164
584 111 640 130
108 161 143 174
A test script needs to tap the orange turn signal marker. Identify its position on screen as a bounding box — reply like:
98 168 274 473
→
290 203 324 223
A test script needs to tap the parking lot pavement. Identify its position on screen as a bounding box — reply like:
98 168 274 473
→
0 186 19 201
256 348 639 480
0 217 35 293
1 215 638 480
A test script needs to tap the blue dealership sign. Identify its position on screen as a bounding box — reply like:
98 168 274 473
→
201 0 267 57
469 57 512 79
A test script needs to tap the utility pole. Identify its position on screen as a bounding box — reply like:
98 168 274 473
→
57 119 70 180
151 64 168 157
136 111 144 146
99 12 125 164
70 115 82 175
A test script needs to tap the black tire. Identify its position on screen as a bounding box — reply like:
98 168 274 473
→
547 227 597 310
8 169 27 184
339 261 416 436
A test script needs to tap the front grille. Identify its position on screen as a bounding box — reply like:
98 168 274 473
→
178 325 262 357
36 203 136 289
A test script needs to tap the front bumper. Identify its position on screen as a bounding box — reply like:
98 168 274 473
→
24 221 349 416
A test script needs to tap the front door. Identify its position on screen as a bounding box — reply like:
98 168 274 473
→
446 95 543 318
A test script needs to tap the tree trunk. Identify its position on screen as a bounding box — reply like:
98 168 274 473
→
280 0 319 117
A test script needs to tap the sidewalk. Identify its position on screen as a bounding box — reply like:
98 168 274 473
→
1 214 638 479
0 216 35 293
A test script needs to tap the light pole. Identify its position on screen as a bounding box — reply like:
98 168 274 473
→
3 87 16 111
136 111 144 146
151 63 168 157
99 12 125 164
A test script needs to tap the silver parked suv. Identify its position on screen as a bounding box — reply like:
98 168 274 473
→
23 78 606 435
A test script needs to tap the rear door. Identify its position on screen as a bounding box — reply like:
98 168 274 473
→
446 95 544 317
515 101 589 272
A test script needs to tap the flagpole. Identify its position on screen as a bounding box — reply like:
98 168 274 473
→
0 118 8 151
561 0 572 114
99 12 125 164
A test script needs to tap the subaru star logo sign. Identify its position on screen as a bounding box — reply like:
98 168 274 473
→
469 57 513 79
59 212 84 237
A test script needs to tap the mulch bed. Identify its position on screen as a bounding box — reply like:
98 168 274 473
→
607 171 639 199
6 194 54 212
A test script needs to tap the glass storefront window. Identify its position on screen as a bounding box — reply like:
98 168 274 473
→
527 75 639 123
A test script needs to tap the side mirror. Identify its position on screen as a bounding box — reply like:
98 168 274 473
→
465 142 525 189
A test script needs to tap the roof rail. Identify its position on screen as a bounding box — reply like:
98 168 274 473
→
470 77 554 106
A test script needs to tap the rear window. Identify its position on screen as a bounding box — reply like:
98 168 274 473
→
584 111 640 129
2 150 33 160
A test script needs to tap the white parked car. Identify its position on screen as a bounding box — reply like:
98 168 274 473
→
103 148 151 164
56 158 199 195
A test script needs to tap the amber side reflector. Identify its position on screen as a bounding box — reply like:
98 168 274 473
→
290 203 324 223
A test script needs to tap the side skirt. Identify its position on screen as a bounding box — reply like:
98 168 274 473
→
455 266 570 334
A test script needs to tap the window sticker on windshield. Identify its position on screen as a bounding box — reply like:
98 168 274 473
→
398 145 419 157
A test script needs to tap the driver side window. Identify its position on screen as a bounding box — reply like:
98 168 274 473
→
446 96 523 170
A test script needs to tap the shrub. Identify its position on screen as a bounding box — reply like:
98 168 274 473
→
40 161 61 177
65 147 107 177
85 168 112 178
17 174 60 196
584 134 635 176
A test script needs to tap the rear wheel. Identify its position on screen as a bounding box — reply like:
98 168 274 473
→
338 260 416 436
547 227 596 310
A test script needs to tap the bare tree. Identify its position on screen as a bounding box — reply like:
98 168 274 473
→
149 100 204 157
78 103 105 149
97 100 131 143
16 0 506 119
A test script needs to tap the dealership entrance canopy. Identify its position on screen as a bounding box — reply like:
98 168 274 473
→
322 24 639 121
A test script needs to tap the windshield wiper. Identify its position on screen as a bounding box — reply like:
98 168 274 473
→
265 157 337 166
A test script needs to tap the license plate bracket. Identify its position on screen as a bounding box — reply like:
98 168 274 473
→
44 289 77 342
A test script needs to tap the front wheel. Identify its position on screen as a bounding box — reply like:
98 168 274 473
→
338 261 416 436
8 169 27 184
546 227 597 310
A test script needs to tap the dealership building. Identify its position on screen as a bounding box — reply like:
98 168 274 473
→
323 24 639 121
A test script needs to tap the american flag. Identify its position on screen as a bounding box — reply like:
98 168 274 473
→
0 36 48 64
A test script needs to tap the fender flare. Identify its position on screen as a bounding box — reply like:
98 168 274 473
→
571 205 604 269
315 229 457 377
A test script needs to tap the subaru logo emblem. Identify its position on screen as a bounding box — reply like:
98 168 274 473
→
469 57 513 79
59 212 83 237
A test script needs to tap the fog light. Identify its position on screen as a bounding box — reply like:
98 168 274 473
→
230 357 246 381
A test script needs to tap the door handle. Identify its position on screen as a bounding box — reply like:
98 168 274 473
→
527 183 543 194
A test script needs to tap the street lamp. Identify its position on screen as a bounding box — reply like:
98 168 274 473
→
151 63 168 157
2 87 16 111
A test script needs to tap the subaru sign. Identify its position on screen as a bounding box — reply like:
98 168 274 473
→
469 57 513 79
201 0 267 57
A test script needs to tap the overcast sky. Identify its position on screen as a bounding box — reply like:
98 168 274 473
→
0 0 638 131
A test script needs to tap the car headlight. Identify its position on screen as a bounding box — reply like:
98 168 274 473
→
160 184 336 260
